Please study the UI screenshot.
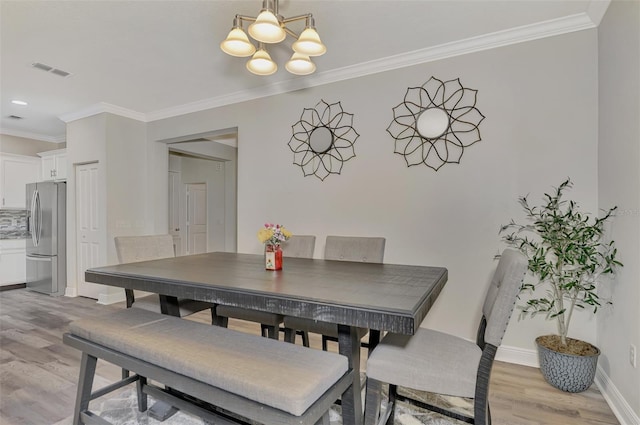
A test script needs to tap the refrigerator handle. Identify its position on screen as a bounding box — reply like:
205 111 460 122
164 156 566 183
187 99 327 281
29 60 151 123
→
30 189 39 247
36 190 42 246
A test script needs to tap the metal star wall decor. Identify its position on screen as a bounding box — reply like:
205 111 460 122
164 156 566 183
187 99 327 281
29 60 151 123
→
387 77 485 171
288 99 359 181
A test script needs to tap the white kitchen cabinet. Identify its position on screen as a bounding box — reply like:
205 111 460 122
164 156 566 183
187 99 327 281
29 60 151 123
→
0 153 41 209
39 149 67 181
0 239 27 286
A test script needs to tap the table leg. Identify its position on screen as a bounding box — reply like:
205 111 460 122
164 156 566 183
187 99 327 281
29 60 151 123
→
337 324 363 425
152 295 181 421
159 295 180 317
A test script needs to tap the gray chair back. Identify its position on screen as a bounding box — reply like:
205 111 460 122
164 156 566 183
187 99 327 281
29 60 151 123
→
281 235 316 258
324 236 385 263
114 235 175 263
480 248 528 347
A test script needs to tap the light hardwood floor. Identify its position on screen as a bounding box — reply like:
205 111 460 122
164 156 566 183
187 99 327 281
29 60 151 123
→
0 288 619 425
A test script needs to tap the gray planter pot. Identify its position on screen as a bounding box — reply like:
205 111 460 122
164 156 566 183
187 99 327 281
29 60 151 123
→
536 336 600 393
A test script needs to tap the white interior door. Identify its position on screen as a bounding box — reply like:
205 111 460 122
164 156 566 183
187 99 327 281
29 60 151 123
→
186 183 207 254
76 162 103 299
168 171 183 255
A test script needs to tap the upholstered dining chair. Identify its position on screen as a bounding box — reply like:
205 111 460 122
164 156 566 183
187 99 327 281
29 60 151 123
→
114 235 215 320
213 235 316 341
363 248 528 425
283 236 386 350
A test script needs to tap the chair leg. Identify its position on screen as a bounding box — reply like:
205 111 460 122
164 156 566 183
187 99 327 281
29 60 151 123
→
213 315 229 328
364 377 383 425
284 328 296 343
73 352 97 425
300 330 310 347
387 384 398 425
265 325 279 340
209 306 219 326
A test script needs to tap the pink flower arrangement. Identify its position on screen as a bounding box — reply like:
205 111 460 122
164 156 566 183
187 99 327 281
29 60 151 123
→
257 223 292 246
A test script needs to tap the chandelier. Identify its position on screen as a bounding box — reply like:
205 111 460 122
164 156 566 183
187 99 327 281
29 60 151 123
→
220 0 326 76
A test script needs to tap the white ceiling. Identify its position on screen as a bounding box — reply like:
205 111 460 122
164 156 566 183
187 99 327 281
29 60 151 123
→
0 0 606 143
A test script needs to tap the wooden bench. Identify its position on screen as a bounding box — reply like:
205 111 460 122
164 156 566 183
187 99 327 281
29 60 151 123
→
63 308 353 425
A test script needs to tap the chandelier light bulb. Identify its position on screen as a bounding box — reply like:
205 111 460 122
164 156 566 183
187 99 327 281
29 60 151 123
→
292 27 326 56
246 48 277 75
220 27 256 57
285 53 316 75
248 10 285 43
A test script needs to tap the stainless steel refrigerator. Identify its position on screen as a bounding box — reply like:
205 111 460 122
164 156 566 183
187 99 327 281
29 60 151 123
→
26 181 66 296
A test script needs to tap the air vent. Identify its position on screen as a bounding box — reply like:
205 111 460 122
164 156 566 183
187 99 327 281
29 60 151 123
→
32 62 53 72
8 115 24 120
31 62 72 78
50 69 71 77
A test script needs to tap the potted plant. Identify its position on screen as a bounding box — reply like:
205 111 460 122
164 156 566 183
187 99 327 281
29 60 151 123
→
500 178 622 392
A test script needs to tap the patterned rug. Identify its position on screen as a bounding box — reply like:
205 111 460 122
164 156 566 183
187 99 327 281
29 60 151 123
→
54 380 472 425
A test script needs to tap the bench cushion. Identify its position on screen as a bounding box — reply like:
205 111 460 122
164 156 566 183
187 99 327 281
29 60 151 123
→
69 308 348 416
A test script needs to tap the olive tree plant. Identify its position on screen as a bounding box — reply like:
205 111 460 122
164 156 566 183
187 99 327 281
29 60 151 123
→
500 179 622 348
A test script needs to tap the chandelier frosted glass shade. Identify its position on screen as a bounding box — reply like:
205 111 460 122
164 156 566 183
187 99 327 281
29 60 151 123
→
246 48 278 75
292 28 326 56
220 28 256 57
285 53 316 75
221 0 325 75
248 10 286 43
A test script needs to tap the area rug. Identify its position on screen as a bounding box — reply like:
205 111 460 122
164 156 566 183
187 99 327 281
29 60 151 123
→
55 380 472 425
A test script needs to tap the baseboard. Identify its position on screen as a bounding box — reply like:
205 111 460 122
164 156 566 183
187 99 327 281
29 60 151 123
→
595 367 640 425
65 286 78 297
498 345 638 425
97 290 125 305
0 283 26 291
496 344 539 367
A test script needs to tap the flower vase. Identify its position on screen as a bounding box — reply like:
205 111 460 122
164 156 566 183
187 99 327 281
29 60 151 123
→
265 244 283 271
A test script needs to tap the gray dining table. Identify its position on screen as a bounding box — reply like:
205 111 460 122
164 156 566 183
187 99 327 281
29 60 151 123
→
85 251 448 425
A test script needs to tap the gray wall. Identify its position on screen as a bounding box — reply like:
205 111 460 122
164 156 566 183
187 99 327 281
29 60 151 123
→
148 29 600 349
597 0 640 419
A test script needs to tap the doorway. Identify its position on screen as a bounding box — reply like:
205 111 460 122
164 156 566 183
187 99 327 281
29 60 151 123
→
163 130 237 254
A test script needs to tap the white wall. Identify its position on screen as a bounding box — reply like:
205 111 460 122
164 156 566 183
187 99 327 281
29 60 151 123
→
66 114 109 297
148 30 600 348
0 133 63 156
597 0 640 421
66 113 147 303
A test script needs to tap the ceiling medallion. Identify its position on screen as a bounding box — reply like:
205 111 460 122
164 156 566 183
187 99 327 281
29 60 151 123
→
387 77 485 171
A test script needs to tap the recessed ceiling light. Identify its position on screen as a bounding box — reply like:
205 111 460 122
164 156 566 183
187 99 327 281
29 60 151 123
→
11 100 28 106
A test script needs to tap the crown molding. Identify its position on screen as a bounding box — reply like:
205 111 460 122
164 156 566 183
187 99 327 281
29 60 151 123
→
59 102 147 124
65 12 601 125
587 0 611 26
147 12 597 122
0 127 65 143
